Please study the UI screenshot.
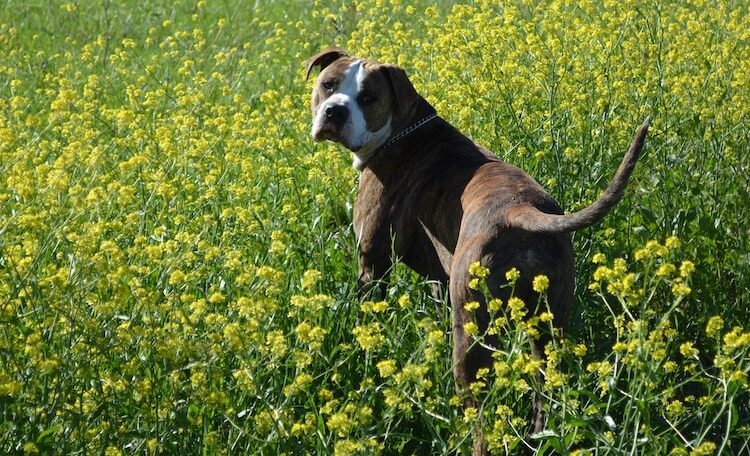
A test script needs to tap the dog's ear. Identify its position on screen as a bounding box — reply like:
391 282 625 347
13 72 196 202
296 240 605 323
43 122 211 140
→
305 47 349 80
382 65 420 124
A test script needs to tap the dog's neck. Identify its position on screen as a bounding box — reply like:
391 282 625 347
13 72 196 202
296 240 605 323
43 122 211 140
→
354 99 438 172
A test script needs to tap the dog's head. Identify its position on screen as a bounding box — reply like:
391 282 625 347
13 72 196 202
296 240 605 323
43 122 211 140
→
306 48 421 167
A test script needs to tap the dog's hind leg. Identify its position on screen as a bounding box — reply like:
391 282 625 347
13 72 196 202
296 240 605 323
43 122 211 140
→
448 244 497 456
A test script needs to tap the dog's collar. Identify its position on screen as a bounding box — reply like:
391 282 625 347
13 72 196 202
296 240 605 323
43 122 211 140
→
380 112 438 151
355 111 438 171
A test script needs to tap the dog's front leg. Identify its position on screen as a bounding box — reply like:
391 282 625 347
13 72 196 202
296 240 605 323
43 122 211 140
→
357 248 392 301
354 214 395 301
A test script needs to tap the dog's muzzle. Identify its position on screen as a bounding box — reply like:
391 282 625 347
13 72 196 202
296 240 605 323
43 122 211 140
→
313 102 357 148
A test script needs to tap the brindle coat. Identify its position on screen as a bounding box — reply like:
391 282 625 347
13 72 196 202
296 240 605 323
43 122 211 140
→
307 48 649 455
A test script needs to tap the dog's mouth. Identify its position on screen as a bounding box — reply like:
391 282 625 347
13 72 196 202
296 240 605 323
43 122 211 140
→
313 125 363 152
313 125 339 143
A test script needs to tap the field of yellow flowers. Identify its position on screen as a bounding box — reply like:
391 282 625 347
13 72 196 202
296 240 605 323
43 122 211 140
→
1 0 748 454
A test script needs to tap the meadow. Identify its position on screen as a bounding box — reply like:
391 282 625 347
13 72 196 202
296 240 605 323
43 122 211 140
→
1 0 749 454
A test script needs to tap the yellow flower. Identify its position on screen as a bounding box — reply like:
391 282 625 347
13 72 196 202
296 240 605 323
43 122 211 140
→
104 447 123 456
208 292 225 304
291 417 314 437
464 321 478 336
635 240 668 260
352 323 384 351
672 281 692 297
427 329 444 346
666 399 685 418
295 321 327 350
469 261 489 278
539 311 554 323
514 379 530 392
532 274 549 293
371 300 389 313
680 260 695 277
327 411 353 437
523 359 542 375
376 359 397 378
266 330 288 358
469 380 485 395
656 263 676 277
334 439 364 455
464 301 480 312
232 369 256 394
301 269 321 291
665 236 681 249
723 327 750 352
689 441 716 456
269 230 287 255
223 323 244 350
706 316 724 338
593 266 613 282
284 373 313 397
507 297 527 321
729 370 748 386
679 341 699 358
505 267 521 282
463 406 478 423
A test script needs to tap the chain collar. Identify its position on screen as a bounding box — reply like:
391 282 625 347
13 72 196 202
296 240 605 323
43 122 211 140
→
353 111 438 171
378 112 438 152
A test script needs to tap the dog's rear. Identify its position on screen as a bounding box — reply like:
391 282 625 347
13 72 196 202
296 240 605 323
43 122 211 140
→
449 119 649 454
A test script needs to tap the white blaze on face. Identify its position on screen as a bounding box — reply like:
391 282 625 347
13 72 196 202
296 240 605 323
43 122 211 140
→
312 60 391 169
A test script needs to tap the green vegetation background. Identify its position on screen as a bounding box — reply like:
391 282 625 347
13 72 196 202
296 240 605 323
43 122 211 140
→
1 0 748 454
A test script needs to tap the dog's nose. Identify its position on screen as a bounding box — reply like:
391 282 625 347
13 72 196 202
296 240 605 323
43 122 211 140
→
324 104 348 125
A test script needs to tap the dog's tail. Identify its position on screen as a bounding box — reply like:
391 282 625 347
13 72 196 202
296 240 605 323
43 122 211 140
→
507 117 650 234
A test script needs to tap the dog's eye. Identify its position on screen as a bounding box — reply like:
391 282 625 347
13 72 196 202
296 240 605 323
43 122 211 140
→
358 93 377 105
322 80 335 93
